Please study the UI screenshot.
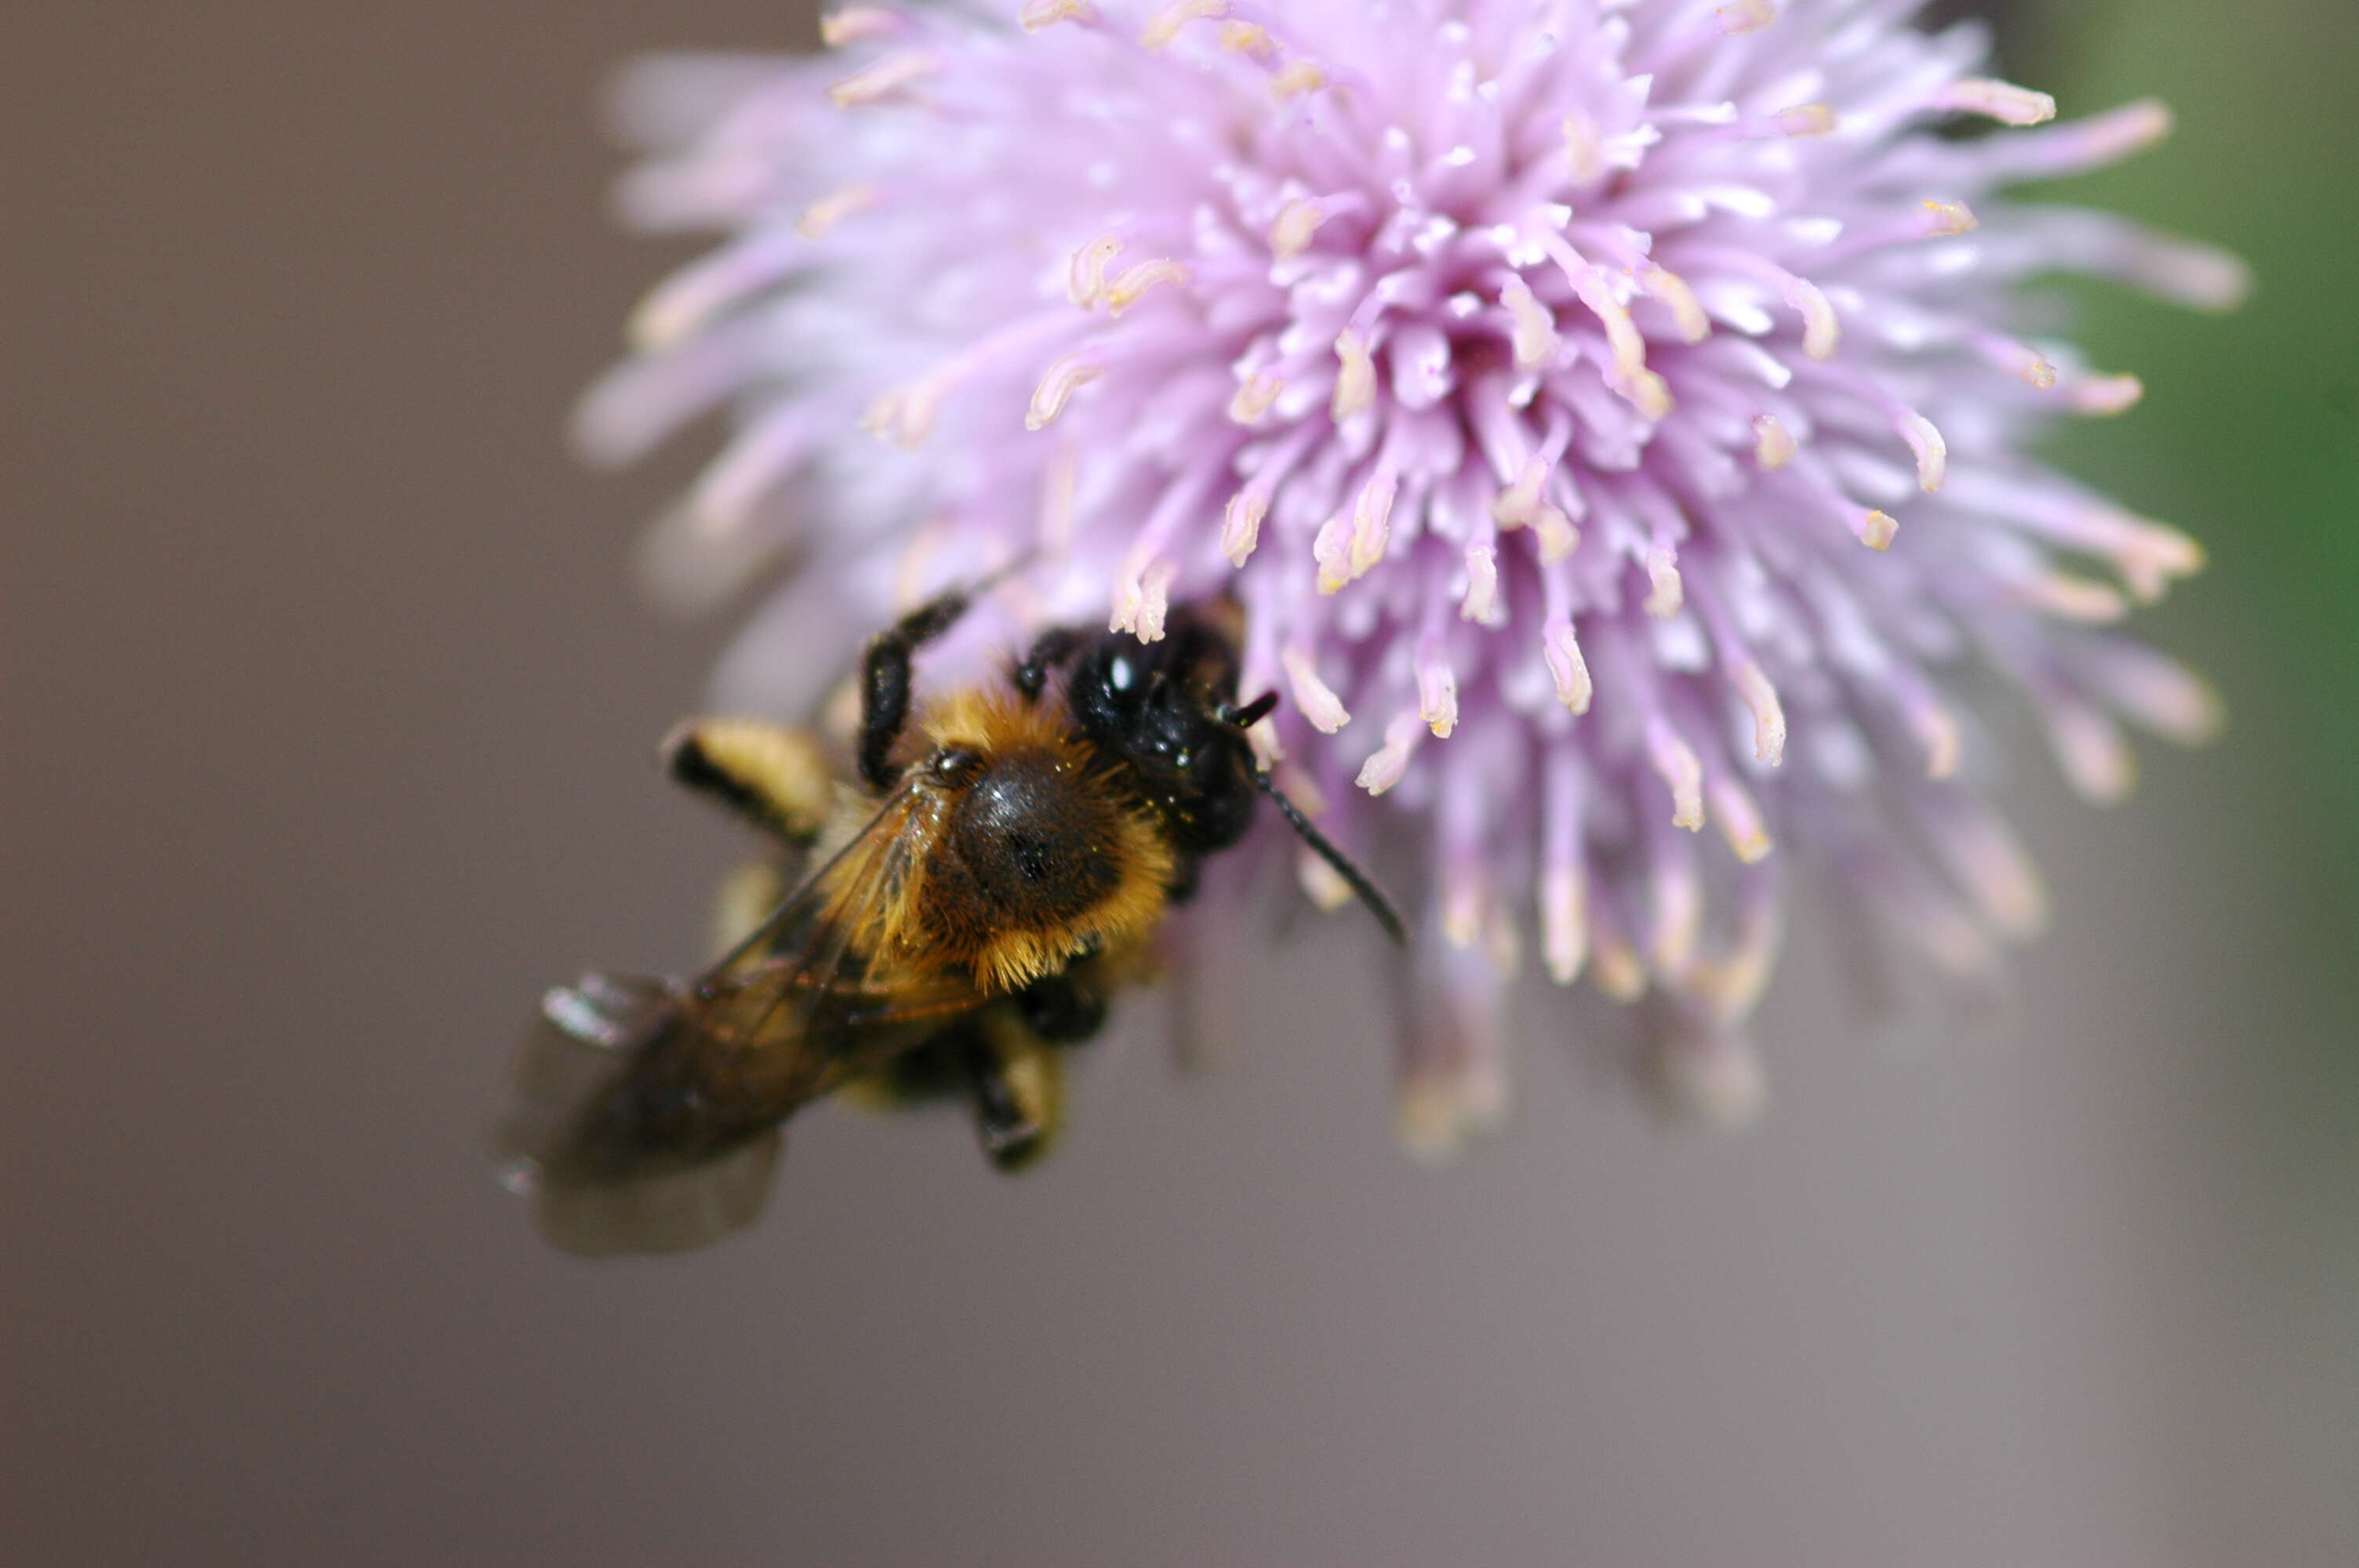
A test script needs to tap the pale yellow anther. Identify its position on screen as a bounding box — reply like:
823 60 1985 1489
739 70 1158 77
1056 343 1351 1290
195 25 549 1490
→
1500 274 1560 369
1395 1077 1468 1164
1421 664 1459 739
1270 60 1326 99
1914 700 1961 779
1579 274 1648 384
1640 266 1710 343
1282 644 1350 732
1104 257 1188 314
1491 453 1547 528
1483 910 1521 982
1857 509 1898 551
1942 77 2057 127
859 380 943 448
1298 851 1354 912
1331 329 1376 421
1441 867 1485 949
1356 712 1423 795
2114 652 2223 746
1067 234 1123 307
1751 413 1797 470
1731 662 1787 766
795 183 880 242
2070 373 2144 416
828 51 936 107
1532 505 1580 564
2023 572 2129 624
1776 103 1837 137
1708 899 1782 1023
1541 864 1587 985
1348 470 1396 580
1019 0 1096 31
821 7 900 47
1268 198 1325 259
2083 98 2175 161
1025 354 1101 430
1645 546 1685 619
1623 368 1674 422
1650 864 1702 975
1563 112 1607 182
1107 557 1176 642
1135 564 1173 642
1921 198 1979 237
1140 0 1226 50
1708 775 1774 864
1227 372 1282 425
1314 510 1352 595
2011 347 2059 389
1950 816 2048 939
1544 623 1592 713
1218 20 1274 56
2094 510 2204 601
1651 731 1706 832
1898 412 1947 492
1590 931 1648 1002
1220 488 1268 566
1459 543 1499 622
1716 0 1777 34
2052 704 2138 804
1659 1032 1768 1127
1787 277 1839 360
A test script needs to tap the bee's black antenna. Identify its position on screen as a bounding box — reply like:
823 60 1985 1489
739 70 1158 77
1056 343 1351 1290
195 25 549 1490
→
1247 769 1410 946
1215 689 1409 946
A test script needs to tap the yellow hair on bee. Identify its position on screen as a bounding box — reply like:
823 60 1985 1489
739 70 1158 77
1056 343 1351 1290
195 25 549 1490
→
849 691 1176 993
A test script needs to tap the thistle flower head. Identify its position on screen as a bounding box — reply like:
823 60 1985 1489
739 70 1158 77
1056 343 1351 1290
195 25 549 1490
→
582 0 2242 1146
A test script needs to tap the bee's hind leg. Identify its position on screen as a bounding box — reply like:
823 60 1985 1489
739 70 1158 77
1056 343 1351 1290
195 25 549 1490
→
961 1011 1070 1172
663 719 837 846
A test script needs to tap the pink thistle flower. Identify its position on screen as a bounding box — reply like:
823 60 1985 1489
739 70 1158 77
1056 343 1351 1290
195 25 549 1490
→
578 0 2242 1150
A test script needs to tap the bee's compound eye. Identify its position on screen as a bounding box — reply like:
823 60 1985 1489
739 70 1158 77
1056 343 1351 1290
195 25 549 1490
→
1107 655 1135 693
929 746 986 786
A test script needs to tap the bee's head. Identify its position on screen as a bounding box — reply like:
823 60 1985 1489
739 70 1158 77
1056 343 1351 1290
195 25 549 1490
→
1067 614 1258 855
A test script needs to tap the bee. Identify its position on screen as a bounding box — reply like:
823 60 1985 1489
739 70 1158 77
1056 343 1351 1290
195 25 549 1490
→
498 585 1405 1254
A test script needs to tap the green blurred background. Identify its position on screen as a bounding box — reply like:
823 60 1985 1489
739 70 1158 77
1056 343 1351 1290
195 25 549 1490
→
2026 0 2359 1261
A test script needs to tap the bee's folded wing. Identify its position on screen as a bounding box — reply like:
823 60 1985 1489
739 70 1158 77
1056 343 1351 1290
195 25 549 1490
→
494 976 783 1257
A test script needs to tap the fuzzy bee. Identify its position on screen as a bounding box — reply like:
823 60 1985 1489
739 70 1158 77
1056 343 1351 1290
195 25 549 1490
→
498 586 1405 1254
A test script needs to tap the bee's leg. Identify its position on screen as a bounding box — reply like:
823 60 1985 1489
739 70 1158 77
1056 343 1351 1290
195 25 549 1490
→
663 720 837 845
840 1029 970 1113
708 860 788 962
961 1011 1067 1172
857 586 982 790
1012 965 1110 1044
1010 626 1083 705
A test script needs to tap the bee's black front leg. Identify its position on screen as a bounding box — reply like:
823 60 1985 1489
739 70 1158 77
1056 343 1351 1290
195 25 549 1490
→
1012 626 1082 705
857 587 980 790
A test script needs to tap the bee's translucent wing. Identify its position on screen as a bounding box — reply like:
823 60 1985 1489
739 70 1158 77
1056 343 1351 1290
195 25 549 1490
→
692 782 987 1073
495 975 784 1255
497 786 986 1256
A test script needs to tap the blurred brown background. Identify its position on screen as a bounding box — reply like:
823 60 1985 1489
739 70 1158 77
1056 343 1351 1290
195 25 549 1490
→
6 3 2353 1564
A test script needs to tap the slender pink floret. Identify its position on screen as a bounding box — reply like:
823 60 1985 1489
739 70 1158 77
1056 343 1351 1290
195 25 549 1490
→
580 0 2241 1149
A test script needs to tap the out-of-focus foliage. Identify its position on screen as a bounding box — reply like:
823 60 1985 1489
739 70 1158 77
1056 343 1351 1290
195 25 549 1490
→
2035 0 2359 902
